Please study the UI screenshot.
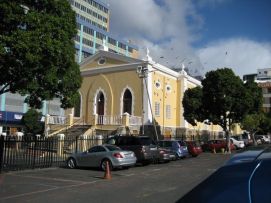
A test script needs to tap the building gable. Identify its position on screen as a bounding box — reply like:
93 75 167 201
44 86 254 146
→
80 50 142 71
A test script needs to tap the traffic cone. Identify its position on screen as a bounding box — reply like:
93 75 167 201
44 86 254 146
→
103 161 112 180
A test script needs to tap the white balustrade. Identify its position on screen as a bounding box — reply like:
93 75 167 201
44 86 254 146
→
48 116 67 125
129 116 142 126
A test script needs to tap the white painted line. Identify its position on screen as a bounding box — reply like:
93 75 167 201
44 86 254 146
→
121 173 135 177
0 180 98 201
8 173 87 184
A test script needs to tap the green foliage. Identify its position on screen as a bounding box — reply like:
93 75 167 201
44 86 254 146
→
183 68 262 134
0 0 82 109
201 68 249 130
258 113 271 134
244 81 263 114
22 108 44 135
241 113 262 133
182 86 203 126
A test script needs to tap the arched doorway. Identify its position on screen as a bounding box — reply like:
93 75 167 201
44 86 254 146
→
123 89 132 115
96 92 105 115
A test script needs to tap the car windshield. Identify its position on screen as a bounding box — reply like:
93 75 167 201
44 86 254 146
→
139 137 155 145
105 145 121 151
189 141 201 147
178 141 186 146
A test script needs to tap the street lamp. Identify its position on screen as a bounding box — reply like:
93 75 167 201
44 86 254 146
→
137 65 159 142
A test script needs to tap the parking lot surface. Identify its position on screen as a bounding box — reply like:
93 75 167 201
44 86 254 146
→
0 152 232 203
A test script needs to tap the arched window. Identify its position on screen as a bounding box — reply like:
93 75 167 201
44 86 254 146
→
96 92 105 115
123 89 132 114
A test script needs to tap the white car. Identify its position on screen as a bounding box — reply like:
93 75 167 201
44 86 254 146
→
230 137 245 149
255 135 271 144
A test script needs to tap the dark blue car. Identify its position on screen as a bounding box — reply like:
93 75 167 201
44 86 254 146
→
177 146 271 203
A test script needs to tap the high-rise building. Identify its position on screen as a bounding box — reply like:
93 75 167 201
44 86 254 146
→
69 0 139 63
243 68 271 113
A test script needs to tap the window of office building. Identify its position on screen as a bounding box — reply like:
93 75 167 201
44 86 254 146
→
5 93 25 113
83 38 93 47
108 38 116 46
83 26 94 36
118 42 126 50
47 99 64 116
155 102 160 116
96 32 105 40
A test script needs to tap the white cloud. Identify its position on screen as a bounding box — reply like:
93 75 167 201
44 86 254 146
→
196 38 271 77
106 0 204 73
103 1 270 78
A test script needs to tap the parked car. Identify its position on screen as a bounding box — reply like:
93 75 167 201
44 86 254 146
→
158 140 189 159
178 146 271 203
185 141 202 157
201 139 234 152
66 144 137 171
229 137 245 149
255 135 271 144
156 147 172 163
106 135 159 165
232 134 253 146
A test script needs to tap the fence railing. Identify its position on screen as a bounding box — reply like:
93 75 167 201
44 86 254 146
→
48 116 67 125
0 135 106 173
97 115 122 125
129 116 142 126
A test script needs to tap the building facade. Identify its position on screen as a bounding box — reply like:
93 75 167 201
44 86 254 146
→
63 50 224 139
69 0 139 63
244 68 271 113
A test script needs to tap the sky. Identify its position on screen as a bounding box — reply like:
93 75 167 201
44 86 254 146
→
104 0 271 78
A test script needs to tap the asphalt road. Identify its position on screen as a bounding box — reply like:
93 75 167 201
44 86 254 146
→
0 152 232 203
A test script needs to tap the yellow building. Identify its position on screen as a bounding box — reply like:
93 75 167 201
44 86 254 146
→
60 49 225 140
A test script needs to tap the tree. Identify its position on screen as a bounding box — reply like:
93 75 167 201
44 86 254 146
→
183 68 258 153
241 113 263 145
0 0 82 109
22 108 44 136
240 81 263 145
182 86 203 126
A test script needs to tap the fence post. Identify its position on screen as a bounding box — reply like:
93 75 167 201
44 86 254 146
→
0 136 4 173
57 134 65 156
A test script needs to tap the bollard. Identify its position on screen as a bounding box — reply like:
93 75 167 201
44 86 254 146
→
212 148 216 154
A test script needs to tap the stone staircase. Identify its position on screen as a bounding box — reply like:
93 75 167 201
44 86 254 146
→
60 125 93 154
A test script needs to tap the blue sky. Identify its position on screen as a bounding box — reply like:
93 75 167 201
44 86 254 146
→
193 0 271 47
107 0 271 77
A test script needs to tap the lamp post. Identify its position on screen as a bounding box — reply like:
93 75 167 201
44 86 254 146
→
137 65 159 142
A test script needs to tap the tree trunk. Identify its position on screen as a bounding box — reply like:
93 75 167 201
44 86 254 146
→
225 130 231 154
251 132 258 146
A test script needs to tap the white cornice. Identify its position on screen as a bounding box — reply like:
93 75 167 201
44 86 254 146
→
81 62 143 76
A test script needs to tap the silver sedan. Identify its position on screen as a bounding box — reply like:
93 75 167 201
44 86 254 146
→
66 144 137 171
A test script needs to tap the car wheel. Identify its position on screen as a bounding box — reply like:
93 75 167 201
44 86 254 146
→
101 159 113 171
175 153 180 160
67 158 77 169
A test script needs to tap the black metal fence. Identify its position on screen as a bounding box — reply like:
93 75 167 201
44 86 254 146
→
0 135 105 173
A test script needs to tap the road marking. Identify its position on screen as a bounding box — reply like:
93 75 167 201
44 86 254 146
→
7 173 88 184
121 173 135 177
0 180 98 201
